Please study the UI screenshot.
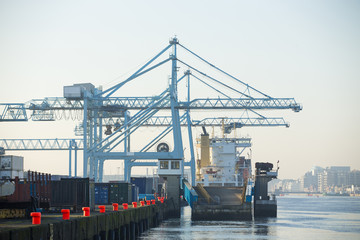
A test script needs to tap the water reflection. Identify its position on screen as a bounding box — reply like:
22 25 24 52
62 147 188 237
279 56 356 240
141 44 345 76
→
253 218 277 237
140 197 360 240
140 206 278 239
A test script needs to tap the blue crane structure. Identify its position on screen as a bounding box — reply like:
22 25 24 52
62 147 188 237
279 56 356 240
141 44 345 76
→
0 138 82 177
0 37 302 185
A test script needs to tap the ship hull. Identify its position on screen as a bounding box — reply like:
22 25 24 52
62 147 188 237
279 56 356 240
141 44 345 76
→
192 202 252 221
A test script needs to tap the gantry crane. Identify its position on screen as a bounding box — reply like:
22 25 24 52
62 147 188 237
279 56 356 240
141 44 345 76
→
0 37 302 185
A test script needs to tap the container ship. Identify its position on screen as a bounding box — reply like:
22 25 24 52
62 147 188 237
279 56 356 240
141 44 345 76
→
185 127 278 220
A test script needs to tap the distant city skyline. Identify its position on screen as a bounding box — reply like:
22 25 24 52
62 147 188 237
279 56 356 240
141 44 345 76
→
268 164 360 196
0 1 359 180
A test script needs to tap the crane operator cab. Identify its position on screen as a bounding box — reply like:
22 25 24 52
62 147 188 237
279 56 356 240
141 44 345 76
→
156 143 182 217
156 142 182 176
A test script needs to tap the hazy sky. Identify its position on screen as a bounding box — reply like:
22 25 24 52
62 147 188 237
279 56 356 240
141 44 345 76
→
0 0 359 179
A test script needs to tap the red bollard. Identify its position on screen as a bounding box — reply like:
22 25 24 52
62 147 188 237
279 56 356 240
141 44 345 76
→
122 203 128 210
112 203 119 211
82 207 90 217
61 209 70 220
146 200 151 205
140 201 145 206
132 202 137 208
30 212 41 225
99 205 106 213
151 199 156 205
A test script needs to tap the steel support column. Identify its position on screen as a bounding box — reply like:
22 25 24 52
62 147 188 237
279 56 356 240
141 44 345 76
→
83 96 88 178
68 141 72 177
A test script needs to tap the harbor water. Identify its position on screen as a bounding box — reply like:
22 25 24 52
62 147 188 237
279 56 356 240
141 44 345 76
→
140 196 360 239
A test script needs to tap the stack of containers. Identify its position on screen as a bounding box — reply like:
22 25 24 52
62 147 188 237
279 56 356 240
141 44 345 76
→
121 182 132 204
51 178 92 212
94 182 134 205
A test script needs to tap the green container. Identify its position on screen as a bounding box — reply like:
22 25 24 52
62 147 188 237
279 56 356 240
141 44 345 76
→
108 182 132 204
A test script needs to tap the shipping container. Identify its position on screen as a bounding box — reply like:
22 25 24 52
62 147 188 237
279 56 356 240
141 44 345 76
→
0 170 24 179
51 178 91 212
131 177 146 194
27 171 51 208
0 171 51 218
131 184 139 202
89 181 95 209
50 175 68 181
0 155 24 171
146 177 155 194
109 182 132 204
94 183 109 205
131 177 157 194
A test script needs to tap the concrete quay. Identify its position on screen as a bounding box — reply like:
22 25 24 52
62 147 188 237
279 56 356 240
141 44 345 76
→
0 200 175 240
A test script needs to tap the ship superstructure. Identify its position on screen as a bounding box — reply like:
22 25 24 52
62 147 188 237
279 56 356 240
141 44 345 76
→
196 128 252 187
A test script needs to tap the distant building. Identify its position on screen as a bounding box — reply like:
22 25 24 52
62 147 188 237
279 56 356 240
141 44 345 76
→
329 166 350 186
269 179 302 193
301 166 323 192
350 170 360 187
268 179 281 193
318 171 328 192
316 166 351 192
286 180 302 192
281 166 358 194
301 172 318 191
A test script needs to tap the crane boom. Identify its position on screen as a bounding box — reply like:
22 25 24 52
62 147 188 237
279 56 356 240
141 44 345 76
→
0 138 83 151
